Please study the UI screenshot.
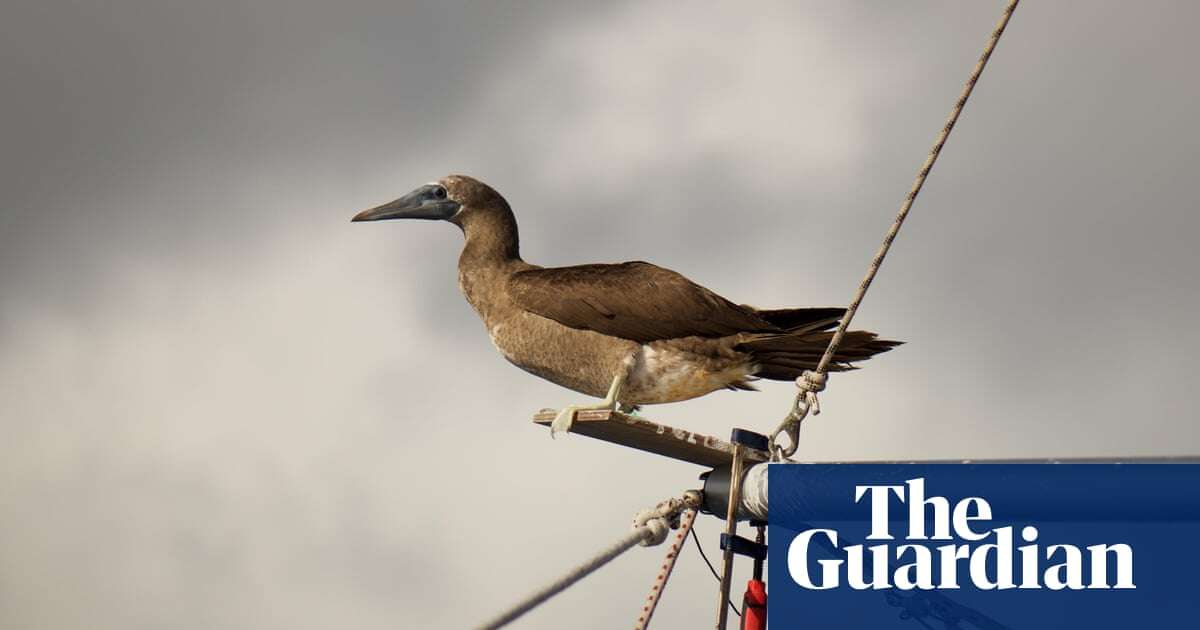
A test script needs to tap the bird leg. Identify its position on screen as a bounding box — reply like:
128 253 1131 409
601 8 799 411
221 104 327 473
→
550 358 634 438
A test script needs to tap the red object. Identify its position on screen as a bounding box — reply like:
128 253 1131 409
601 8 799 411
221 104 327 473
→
740 579 767 630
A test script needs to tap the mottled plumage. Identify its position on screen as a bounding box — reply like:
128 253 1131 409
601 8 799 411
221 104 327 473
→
354 175 900 411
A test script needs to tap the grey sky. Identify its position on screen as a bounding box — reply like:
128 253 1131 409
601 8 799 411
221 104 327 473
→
2 1 1198 628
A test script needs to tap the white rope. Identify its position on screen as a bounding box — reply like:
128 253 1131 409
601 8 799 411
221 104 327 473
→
476 491 702 630
768 0 1022 460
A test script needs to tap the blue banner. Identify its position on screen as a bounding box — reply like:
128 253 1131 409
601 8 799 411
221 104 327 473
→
767 464 1200 628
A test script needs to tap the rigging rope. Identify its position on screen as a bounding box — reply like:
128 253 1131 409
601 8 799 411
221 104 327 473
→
634 508 698 630
768 0 1021 460
476 491 702 630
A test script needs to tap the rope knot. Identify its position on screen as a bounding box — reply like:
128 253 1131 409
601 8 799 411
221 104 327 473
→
795 370 826 393
792 370 825 417
632 509 670 547
767 371 829 461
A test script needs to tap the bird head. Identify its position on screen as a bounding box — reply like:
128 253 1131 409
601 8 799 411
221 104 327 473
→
351 175 508 227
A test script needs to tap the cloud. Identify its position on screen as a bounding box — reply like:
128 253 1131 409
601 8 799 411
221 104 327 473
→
2 1 1199 628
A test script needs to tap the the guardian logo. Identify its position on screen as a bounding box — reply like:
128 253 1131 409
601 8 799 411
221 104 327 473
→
787 478 1136 591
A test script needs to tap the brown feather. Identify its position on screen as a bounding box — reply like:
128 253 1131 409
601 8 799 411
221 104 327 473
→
739 330 902 381
507 261 782 343
751 307 845 333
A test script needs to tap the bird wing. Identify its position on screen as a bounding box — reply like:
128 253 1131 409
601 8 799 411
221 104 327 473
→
507 261 780 343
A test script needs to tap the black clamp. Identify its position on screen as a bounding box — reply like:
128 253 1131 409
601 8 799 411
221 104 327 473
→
730 428 769 452
718 532 767 561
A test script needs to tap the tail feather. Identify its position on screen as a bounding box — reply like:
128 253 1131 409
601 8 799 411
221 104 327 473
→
751 307 846 334
737 330 901 381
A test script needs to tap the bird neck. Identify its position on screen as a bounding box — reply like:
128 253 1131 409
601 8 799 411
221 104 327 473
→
456 219 532 324
457 207 522 266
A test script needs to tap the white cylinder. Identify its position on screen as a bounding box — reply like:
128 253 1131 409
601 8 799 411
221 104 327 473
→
740 463 769 521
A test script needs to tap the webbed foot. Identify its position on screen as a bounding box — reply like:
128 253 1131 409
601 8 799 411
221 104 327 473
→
548 364 631 439
550 402 616 437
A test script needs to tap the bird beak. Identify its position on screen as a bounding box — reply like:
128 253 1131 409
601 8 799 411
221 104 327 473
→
352 184 460 222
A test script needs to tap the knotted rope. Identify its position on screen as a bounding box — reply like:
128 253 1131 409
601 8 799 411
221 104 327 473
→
476 491 702 630
768 0 1021 460
634 508 698 630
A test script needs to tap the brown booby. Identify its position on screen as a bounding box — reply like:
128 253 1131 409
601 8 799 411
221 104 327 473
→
353 175 899 435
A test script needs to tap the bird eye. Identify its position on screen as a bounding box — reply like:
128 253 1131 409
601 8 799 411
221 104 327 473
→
434 187 447 199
